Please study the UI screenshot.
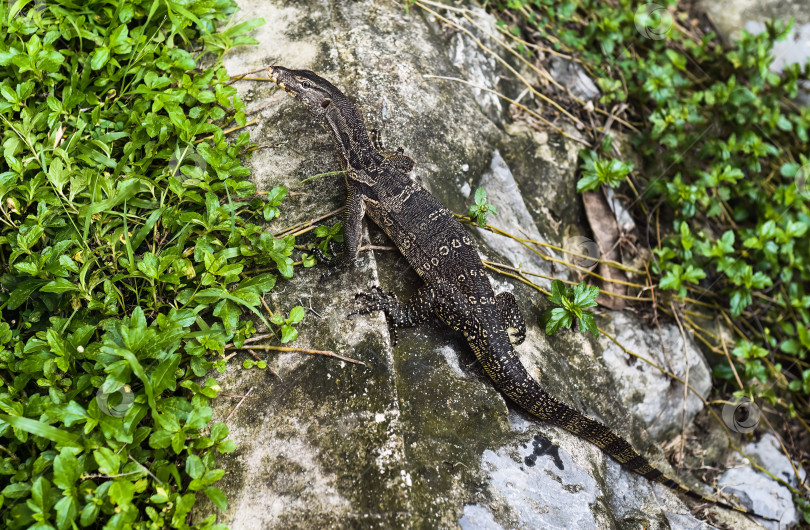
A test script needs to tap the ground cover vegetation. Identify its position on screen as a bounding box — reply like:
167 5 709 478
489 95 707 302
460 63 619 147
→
475 0 810 519
0 1 307 528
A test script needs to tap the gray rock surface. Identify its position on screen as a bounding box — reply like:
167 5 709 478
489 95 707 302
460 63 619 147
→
473 148 560 289
598 312 712 442
548 57 601 102
201 0 794 528
719 433 807 528
699 0 809 53
447 8 505 123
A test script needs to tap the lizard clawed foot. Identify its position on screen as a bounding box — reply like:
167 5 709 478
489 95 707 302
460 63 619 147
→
347 286 391 319
346 287 401 346
312 247 335 265
313 239 348 281
316 252 351 283
353 286 393 303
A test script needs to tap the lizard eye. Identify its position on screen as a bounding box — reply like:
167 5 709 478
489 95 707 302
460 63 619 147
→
301 80 313 89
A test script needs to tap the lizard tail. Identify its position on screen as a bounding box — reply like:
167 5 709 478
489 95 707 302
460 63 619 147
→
470 335 779 522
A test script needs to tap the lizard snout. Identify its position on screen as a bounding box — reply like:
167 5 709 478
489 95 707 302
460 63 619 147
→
267 65 284 84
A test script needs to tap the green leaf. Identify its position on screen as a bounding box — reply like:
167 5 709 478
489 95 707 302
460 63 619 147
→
193 288 271 329
578 312 598 336
55 495 79 529
474 187 486 205
572 283 599 308
547 280 566 306
287 306 305 325
80 499 101 526
237 273 276 294
280 325 298 343
0 414 81 448
41 278 80 294
576 173 600 193
217 439 237 453
781 162 800 177
713 363 735 380
682 265 706 284
149 429 173 449
544 307 572 335
137 252 160 279
0 85 18 104
2 483 31 499
729 288 752 317
185 406 212 430
6 279 47 309
665 49 686 70
223 17 266 37
186 454 204 480
109 479 135 506
210 423 229 442
172 493 196 527
204 486 227 511
53 448 80 489
30 476 51 513
90 47 110 70
172 431 186 454
151 353 181 395
93 447 119 475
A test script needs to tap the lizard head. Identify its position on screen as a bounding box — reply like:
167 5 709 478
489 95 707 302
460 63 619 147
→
268 66 338 121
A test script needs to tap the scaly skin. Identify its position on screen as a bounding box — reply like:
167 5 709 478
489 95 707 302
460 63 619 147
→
268 65 776 523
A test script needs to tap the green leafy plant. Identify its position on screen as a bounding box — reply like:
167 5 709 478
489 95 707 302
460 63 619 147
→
0 1 305 528
262 186 289 221
576 149 634 192
468 187 498 227
270 306 306 344
242 359 268 370
314 222 343 256
541 280 599 336
490 1 810 383
793 491 810 525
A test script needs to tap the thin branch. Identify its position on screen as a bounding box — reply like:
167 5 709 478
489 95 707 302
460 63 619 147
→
228 344 366 366
225 386 255 423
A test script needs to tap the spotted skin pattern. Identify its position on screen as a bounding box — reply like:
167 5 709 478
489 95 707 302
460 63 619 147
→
268 66 775 523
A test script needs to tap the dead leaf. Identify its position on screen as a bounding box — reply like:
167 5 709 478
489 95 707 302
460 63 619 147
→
581 187 628 309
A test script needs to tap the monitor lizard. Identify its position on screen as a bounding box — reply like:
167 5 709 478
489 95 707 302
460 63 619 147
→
267 65 776 523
